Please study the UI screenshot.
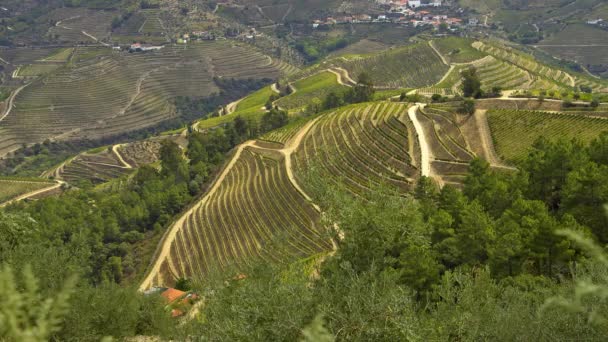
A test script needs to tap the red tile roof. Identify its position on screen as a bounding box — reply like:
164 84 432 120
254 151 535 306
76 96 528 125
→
161 288 186 303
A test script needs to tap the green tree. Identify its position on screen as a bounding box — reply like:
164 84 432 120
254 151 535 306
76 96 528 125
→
458 98 476 115
461 67 482 98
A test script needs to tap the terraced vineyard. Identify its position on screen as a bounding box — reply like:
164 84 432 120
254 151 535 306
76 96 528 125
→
139 9 166 35
336 43 449 89
0 41 294 157
47 9 115 44
472 42 574 87
293 102 420 196
487 109 608 162
417 104 476 186
57 147 132 185
261 117 315 145
0 178 57 204
149 145 332 286
472 56 531 91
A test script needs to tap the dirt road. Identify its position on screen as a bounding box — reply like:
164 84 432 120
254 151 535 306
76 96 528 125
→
139 116 324 291
474 109 516 170
0 83 30 123
429 40 449 66
112 144 133 169
139 141 253 291
407 104 430 177
0 180 64 207
327 68 353 87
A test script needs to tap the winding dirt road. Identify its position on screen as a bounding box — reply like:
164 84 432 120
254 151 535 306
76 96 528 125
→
0 83 30 123
407 104 430 177
327 68 353 87
112 144 133 169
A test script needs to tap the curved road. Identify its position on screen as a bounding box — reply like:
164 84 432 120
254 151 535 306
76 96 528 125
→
0 83 30 123
0 180 65 207
407 104 430 177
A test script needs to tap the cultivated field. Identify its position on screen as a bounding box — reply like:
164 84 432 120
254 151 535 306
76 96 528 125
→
337 43 449 88
537 24 608 70
0 41 295 157
293 102 420 196
275 71 348 111
417 104 476 186
472 41 574 88
196 85 275 131
0 178 56 204
487 109 608 162
432 37 486 64
150 145 332 286
57 147 132 186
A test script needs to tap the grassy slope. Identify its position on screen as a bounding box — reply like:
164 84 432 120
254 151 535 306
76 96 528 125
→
276 71 348 111
433 38 486 64
197 86 274 130
0 178 55 203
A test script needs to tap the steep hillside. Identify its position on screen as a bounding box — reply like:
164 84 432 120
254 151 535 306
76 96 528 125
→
336 43 449 89
142 137 333 288
294 102 420 196
0 41 295 157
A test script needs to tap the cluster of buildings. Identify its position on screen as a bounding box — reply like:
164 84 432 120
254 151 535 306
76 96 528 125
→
377 0 443 8
312 2 470 30
586 18 606 28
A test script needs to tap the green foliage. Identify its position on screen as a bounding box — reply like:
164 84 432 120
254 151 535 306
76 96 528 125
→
0 265 76 342
458 98 476 115
261 108 289 132
461 67 482 98
543 228 608 331
301 315 335 342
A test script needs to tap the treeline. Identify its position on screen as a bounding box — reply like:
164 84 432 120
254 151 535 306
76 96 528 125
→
175 133 608 340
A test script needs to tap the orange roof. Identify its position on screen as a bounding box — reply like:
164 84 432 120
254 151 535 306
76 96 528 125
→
161 288 186 303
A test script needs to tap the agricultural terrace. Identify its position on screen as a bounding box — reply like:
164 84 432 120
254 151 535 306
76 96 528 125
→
139 9 166 35
118 135 187 167
417 104 476 186
152 146 332 285
57 147 132 186
47 9 115 44
275 71 349 111
432 38 487 64
261 116 316 145
293 102 420 196
538 24 608 75
337 43 449 89
196 85 275 131
0 178 56 204
16 63 63 77
0 41 291 157
471 56 532 91
41 48 74 62
472 41 581 90
487 109 608 162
